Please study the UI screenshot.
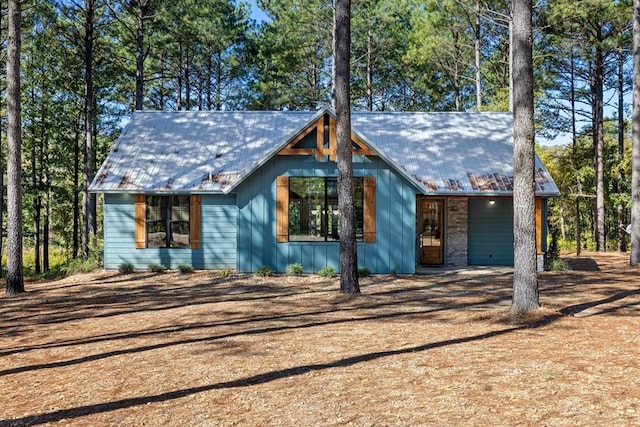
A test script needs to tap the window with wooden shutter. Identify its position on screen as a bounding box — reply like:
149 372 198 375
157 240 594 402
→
276 176 289 242
135 194 201 249
364 176 376 242
134 195 146 249
190 195 201 249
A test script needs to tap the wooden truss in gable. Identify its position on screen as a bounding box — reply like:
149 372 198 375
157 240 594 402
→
278 114 375 161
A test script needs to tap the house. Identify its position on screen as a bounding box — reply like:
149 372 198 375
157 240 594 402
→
89 107 560 274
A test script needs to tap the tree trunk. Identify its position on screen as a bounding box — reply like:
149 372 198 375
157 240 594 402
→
474 0 482 110
34 196 42 275
571 46 581 256
331 0 337 110
0 107 4 278
508 17 514 113
82 0 97 259
32 131 41 274
618 46 627 253
185 47 191 110
134 0 147 110
335 0 359 294
44 194 50 272
631 0 640 265
216 51 222 111
177 43 184 110
511 0 538 311
6 0 24 295
366 29 373 111
73 124 80 258
592 29 606 252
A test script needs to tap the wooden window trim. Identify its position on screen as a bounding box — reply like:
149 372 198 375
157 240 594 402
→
364 176 376 242
276 177 290 242
190 196 201 249
134 195 146 249
278 175 375 243
134 195 201 249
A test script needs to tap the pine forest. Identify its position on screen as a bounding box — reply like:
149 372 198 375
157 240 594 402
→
0 0 635 275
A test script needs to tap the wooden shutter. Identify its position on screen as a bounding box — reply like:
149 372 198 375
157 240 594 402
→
276 176 289 242
134 195 146 249
535 197 542 254
190 195 202 249
364 176 376 243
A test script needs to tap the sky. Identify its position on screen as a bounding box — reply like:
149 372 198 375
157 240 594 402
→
247 0 268 23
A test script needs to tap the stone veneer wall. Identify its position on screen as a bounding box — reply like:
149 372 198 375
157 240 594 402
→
446 197 468 266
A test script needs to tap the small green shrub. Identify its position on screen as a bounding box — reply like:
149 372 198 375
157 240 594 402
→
256 265 274 277
317 266 335 278
177 263 194 274
287 263 304 276
221 268 233 278
147 263 165 273
547 258 570 271
118 261 134 274
358 266 371 277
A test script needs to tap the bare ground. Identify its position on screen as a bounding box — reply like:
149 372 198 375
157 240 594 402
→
1 252 639 426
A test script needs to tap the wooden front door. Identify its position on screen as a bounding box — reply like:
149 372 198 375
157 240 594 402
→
419 199 444 265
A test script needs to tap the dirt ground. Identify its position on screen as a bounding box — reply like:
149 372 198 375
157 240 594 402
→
1 252 639 427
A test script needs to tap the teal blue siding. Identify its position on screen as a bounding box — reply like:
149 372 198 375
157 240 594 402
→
237 155 417 274
103 194 237 270
467 198 514 265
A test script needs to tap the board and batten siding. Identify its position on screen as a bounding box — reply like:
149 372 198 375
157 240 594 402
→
236 155 417 274
467 197 514 265
103 193 237 270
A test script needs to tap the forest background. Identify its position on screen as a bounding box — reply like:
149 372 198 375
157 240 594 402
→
0 0 633 276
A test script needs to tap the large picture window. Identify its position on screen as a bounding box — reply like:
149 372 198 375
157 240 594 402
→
288 177 363 241
145 195 190 248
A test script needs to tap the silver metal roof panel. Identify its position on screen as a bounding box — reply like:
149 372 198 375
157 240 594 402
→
89 110 560 197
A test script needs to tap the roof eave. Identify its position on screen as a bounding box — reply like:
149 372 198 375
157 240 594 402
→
222 108 329 194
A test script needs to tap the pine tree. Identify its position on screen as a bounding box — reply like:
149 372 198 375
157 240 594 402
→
335 0 359 294
6 0 25 296
511 0 538 311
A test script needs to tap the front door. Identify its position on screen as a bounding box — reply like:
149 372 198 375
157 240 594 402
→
419 199 444 265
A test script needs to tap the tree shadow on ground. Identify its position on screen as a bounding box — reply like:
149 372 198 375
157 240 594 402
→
3 320 549 426
2 257 640 426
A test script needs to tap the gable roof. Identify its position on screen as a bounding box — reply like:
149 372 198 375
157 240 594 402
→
89 108 560 196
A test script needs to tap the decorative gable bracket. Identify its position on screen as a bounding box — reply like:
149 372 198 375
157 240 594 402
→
278 114 375 161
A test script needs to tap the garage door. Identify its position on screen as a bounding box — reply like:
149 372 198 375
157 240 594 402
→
467 198 514 265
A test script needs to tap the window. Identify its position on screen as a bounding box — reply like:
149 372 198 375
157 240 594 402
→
287 177 364 241
145 195 190 248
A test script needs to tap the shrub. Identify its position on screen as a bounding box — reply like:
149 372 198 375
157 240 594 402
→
317 266 335 278
287 263 304 276
177 263 194 274
147 263 165 273
255 265 274 277
358 266 371 277
221 268 233 278
118 261 134 274
547 258 570 271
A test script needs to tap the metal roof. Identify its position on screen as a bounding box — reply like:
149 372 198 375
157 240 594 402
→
350 111 559 196
89 109 560 196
